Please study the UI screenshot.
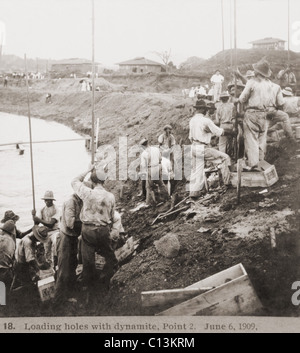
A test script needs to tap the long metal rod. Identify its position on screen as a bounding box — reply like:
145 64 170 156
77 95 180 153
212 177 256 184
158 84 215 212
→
221 0 225 68
24 54 36 211
0 138 86 147
91 0 96 163
287 0 290 83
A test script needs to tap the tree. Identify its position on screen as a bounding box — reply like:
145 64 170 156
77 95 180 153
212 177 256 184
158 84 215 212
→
153 49 172 72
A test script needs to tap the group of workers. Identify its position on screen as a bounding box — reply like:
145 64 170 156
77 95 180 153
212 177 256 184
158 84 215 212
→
0 165 125 307
0 57 299 311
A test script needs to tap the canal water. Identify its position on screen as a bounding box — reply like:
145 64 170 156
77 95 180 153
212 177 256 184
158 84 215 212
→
0 112 91 230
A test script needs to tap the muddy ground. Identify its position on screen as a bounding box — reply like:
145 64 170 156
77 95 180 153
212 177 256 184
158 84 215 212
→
0 78 300 317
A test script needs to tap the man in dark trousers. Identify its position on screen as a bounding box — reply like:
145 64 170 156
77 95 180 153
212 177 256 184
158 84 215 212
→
54 193 82 305
71 164 118 303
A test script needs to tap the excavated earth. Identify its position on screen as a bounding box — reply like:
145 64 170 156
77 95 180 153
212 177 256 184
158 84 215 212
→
0 77 300 317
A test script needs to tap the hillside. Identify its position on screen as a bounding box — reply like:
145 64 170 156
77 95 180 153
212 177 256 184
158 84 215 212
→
0 74 300 317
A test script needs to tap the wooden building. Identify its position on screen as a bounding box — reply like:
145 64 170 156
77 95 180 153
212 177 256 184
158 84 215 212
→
117 57 165 73
250 37 286 50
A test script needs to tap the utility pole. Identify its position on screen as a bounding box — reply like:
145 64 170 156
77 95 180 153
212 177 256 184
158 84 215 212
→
287 0 290 84
221 0 226 69
91 0 96 163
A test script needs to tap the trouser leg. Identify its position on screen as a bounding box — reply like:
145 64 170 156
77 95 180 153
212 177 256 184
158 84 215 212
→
271 110 294 138
44 236 53 265
243 118 260 167
218 135 228 154
204 147 231 185
54 232 78 303
189 144 205 197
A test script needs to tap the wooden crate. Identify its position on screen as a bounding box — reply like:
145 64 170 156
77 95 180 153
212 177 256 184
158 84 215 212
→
231 161 278 188
37 276 56 302
157 263 263 316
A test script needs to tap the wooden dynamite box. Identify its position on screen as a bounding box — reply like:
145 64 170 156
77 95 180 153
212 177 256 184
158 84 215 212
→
230 160 278 188
156 263 263 316
37 276 56 302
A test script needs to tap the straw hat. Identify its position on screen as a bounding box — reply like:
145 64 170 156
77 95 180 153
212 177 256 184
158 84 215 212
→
1 210 19 223
163 125 172 131
139 138 148 146
0 220 16 237
220 91 230 99
282 87 293 96
41 190 56 200
246 70 255 78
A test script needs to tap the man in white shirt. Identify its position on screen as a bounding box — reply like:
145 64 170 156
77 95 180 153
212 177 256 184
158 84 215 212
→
140 138 169 205
189 100 232 198
282 87 300 118
210 70 224 102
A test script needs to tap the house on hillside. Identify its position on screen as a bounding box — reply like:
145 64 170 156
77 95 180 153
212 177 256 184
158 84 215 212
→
250 37 286 50
50 58 102 78
116 57 165 73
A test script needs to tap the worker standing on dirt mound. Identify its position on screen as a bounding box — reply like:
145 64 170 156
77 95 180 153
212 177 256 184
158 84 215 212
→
215 91 235 157
239 58 295 169
210 70 224 102
158 124 176 172
53 193 83 306
71 164 118 303
140 138 169 205
188 99 232 198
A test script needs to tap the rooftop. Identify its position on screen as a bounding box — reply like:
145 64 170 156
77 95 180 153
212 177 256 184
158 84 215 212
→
250 37 286 45
117 57 163 66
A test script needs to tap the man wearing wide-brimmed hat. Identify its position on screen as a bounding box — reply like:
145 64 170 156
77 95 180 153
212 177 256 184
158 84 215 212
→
277 64 297 90
282 87 300 118
188 99 232 198
0 220 17 289
1 210 33 243
215 91 235 156
139 138 169 205
32 190 60 269
12 225 50 291
238 58 292 167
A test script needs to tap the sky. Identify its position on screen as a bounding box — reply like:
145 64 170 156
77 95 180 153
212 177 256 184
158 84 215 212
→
0 0 300 67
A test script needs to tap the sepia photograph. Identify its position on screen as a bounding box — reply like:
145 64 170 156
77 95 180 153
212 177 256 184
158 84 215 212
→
0 0 300 334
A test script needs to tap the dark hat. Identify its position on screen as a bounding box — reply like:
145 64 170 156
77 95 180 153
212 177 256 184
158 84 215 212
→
207 102 216 110
193 99 207 109
32 225 51 243
253 59 272 78
0 220 16 236
163 124 172 131
1 210 19 223
227 80 245 90
41 190 56 200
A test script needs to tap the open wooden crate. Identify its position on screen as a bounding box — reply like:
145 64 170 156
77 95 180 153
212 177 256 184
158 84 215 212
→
230 160 278 188
142 263 263 316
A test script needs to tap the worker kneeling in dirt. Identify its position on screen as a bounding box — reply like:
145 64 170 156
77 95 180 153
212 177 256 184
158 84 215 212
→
11 226 50 305
140 138 169 206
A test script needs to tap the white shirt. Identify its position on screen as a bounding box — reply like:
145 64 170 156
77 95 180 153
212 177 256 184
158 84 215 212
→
140 146 161 175
211 74 224 84
161 157 172 180
189 113 223 145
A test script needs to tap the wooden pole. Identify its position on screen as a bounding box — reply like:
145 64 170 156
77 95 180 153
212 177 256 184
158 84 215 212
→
91 0 96 164
221 0 225 69
24 54 36 211
287 0 290 84
230 0 233 70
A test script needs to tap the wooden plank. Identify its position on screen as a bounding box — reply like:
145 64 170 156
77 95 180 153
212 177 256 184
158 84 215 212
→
141 287 213 308
186 263 244 290
157 275 263 316
115 237 139 262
